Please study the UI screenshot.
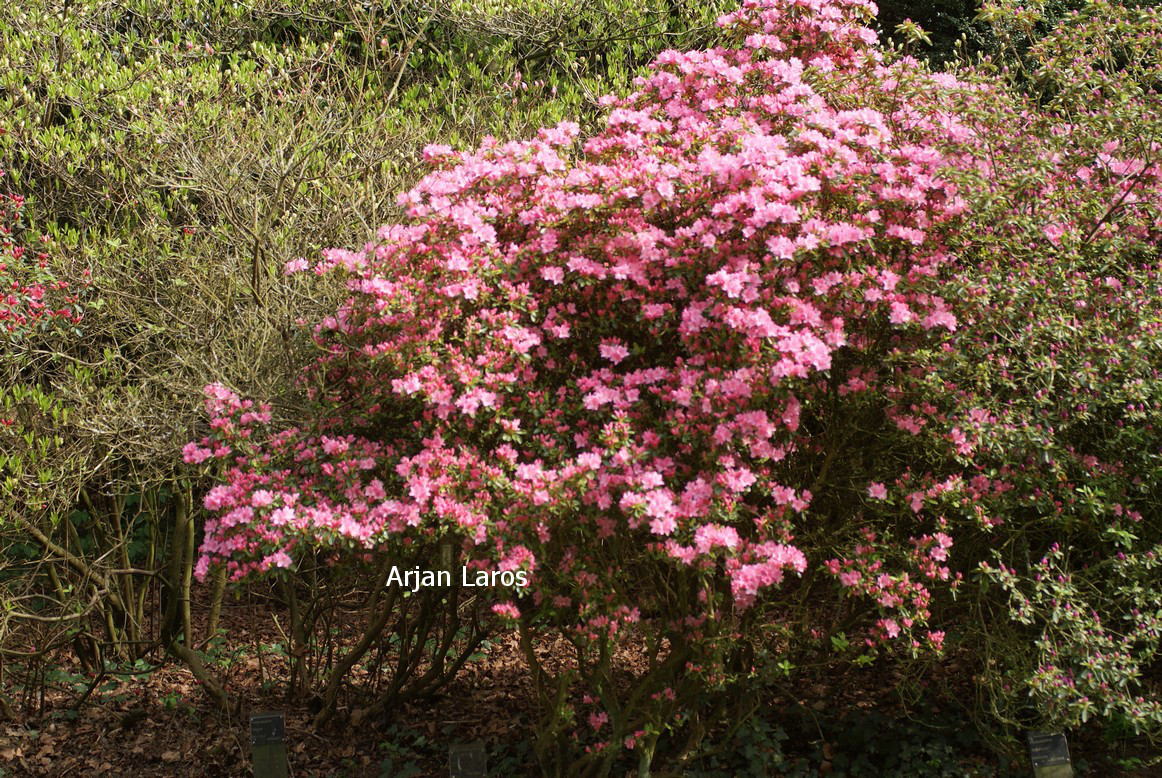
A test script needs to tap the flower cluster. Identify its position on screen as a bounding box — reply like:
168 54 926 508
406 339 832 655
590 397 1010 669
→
0 173 88 338
195 0 974 625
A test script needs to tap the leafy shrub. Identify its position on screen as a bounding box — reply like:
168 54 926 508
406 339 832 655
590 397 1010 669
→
897 0 1162 743
0 0 727 715
192 0 982 772
195 0 1162 771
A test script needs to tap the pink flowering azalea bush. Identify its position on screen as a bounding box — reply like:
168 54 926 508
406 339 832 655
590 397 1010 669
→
816 0 1162 740
189 0 1162 769
905 0 1162 735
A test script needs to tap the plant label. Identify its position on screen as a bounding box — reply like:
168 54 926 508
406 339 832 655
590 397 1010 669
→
449 742 487 777
1027 731 1072 778
251 711 289 778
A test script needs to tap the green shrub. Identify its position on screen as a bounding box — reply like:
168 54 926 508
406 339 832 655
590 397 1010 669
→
0 0 732 715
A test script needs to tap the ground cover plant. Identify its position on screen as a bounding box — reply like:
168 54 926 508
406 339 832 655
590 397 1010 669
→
2 0 1162 775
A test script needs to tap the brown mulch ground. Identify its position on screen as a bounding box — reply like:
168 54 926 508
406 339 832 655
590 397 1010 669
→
0 594 550 777
1 643 542 777
1 596 1154 777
